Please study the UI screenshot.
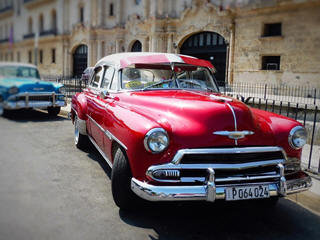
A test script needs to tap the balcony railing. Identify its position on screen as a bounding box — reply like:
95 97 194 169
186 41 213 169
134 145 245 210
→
40 29 57 37
23 33 35 39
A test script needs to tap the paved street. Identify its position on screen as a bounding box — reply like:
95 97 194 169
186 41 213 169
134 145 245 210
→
0 110 320 240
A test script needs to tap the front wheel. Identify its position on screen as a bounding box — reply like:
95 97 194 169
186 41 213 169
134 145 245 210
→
111 148 139 210
48 107 61 116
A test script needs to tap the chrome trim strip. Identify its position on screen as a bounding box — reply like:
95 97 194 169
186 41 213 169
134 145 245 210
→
86 114 128 150
88 135 113 168
213 130 254 140
171 146 285 165
226 102 238 145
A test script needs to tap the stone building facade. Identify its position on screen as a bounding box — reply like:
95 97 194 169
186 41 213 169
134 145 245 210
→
0 0 319 87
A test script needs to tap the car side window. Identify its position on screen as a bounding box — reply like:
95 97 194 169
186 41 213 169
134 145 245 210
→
110 70 118 91
90 67 104 88
101 66 115 89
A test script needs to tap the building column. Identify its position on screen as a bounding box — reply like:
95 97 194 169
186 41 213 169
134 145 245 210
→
143 37 149 52
116 0 122 25
167 33 173 53
151 34 157 52
143 0 150 19
97 0 102 26
227 20 235 84
97 40 102 60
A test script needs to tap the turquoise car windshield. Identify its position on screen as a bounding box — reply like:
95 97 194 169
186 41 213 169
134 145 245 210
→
0 66 40 79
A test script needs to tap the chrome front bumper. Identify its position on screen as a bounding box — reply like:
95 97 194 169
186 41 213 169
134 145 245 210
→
0 92 66 111
131 173 312 202
130 147 312 202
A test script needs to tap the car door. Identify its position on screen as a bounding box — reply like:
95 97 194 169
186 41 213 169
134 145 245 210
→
86 66 105 149
97 66 116 159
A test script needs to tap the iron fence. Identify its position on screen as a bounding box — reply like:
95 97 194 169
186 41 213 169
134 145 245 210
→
43 76 88 99
221 83 320 106
231 95 320 174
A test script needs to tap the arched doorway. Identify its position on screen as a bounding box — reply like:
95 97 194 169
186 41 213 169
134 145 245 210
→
180 32 227 86
73 44 88 77
131 40 142 52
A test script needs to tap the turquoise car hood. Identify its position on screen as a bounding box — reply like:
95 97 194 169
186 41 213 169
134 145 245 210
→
0 77 63 100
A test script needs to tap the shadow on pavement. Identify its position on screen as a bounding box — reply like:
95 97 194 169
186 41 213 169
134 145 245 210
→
1 109 68 122
86 142 112 179
72 130 320 240
118 193 320 240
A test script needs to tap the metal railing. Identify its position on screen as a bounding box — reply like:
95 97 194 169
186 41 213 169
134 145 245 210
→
43 76 88 99
221 83 320 106
230 95 320 174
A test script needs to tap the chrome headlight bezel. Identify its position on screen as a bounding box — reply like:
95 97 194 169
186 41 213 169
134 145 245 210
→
288 126 307 150
8 86 19 95
144 128 169 154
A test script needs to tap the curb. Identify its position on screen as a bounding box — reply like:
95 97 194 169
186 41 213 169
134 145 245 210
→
286 190 320 216
59 108 70 118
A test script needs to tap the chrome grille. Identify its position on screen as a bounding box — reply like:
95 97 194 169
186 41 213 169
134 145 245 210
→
147 147 286 185
17 95 53 102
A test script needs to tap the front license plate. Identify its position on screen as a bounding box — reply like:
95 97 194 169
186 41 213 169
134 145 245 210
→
225 185 269 201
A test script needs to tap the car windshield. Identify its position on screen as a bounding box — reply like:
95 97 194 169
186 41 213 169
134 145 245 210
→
0 66 40 79
121 64 218 92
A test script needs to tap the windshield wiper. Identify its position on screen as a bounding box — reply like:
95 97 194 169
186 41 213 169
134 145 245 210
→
142 79 174 91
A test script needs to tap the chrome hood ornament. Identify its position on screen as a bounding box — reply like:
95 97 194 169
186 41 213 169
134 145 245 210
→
213 130 254 140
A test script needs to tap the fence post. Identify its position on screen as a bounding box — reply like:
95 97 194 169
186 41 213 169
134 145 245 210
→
308 106 317 170
314 88 317 105
264 84 267 99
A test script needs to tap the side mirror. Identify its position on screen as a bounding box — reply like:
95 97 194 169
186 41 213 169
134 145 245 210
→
99 90 109 99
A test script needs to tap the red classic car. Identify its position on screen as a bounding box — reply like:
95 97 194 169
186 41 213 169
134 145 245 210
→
71 52 312 209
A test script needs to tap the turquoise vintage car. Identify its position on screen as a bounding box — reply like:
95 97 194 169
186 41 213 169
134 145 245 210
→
0 62 65 116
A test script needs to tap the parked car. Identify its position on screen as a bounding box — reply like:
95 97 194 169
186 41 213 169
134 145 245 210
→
80 67 94 85
71 52 312 209
0 62 65 116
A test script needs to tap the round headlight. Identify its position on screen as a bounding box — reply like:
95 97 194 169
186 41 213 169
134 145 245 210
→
289 126 307 149
144 128 169 153
8 86 19 95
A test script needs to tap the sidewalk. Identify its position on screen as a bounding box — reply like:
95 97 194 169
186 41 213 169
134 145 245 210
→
59 102 320 215
60 102 71 118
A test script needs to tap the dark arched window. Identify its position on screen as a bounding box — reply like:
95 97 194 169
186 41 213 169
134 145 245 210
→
73 44 88 77
131 40 142 52
109 3 114 16
180 32 227 87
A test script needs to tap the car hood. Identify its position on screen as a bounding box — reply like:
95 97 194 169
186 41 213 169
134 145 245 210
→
119 90 277 148
0 77 62 92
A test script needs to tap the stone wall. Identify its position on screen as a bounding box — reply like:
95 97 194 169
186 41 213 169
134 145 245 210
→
233 3 320 88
